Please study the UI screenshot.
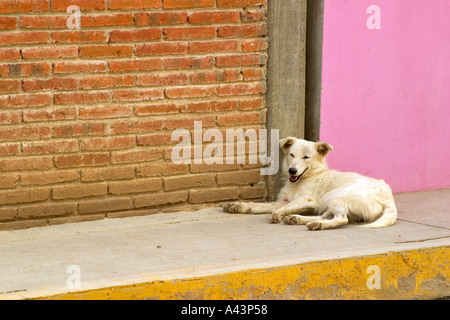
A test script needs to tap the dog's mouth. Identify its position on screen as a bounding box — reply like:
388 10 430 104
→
289 168 308 183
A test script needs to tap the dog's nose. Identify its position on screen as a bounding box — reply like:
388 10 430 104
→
288 167 297 175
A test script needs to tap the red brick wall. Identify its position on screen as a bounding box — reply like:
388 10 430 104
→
0 0 268 230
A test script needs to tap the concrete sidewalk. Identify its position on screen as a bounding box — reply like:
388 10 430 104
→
0 189 449 300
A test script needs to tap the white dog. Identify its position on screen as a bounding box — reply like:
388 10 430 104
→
223 137 397 230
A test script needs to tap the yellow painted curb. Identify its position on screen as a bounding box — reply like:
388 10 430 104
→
27 246 450 300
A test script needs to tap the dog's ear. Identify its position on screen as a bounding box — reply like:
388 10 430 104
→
316 142 333 158
280 137 296 154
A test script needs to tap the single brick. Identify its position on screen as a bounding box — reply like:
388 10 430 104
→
216 169 262 185
0 0 48 13
188 187 240 203
81 136 135 151
79 106 133 120
52 183 107 200
79 198 133 214
163 0 214 9
164 173 215 191
111 149 163 164
133 190 188 208
52 31 108 43
22 139 78 154
136 162 189 177
110 28 161 42
18 202 77 219
79 45 133 58
55 153 110 168
134 12 187 26
21 170 79 186
0 156 52 171
0 188 50 205
109 178 162 194
0 174 19 189
51 0 106 11
0 31 49 45
81 166 135 182
53 61 107 74
23 107 77 122
109 0 161 10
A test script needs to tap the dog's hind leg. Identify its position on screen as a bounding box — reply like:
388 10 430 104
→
306 211 348 230
222 201 285 214
283 214 325 225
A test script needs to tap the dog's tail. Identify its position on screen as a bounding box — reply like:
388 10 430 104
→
359 199 397 228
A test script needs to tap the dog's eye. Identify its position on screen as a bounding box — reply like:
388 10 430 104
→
303 156 310 159
290 153 294 158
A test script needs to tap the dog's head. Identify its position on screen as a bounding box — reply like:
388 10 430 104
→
280 137 333 183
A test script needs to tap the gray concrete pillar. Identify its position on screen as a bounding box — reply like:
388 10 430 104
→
266 0 307 199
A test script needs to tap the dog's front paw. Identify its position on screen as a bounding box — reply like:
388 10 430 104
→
270 211 283 223
306 221 323 231
222 202 250 213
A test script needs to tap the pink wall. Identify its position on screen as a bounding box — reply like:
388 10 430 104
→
320 0 450 193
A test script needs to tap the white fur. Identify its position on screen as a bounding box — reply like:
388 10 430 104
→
222 137 397 230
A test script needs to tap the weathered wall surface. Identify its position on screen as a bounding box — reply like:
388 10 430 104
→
0 0 268 230
320 0 450 193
